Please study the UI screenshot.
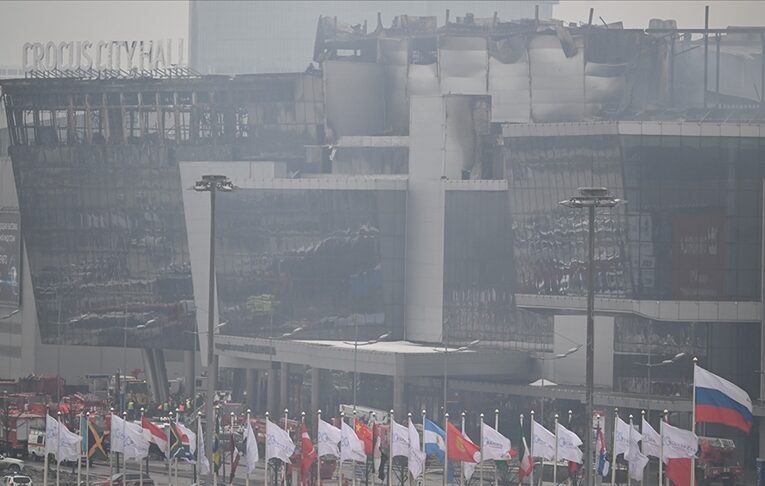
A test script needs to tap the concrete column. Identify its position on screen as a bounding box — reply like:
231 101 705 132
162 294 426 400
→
267 364 277 413
184 350 195 397
310 368 321 413
246 368 258 411
142 348 159 402
280 363 289 412
154 349 169 403
393 373 405 416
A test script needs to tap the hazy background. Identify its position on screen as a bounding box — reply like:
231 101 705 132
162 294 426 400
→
2 0 765 68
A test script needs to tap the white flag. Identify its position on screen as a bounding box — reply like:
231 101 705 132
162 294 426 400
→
245 421 260 474
661 422 698 463
110 414 150 462
626 424 648 481
463 430 477 481
45 415 82 463
555 422 583 464
531 420 555 461
480 422 513 462
408 421 426 478
341 421 366 463
318 419 342 458
390 419 409 458
641 418 661 459
613 417 631 458
266 419 296 463
198 420 210 475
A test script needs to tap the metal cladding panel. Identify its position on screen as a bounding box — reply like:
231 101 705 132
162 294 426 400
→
489 55 531 123
408 64 439 96
443 96 491 179
439 36 488 95
528 34 585 122
584 61 628 111
323 61 386 137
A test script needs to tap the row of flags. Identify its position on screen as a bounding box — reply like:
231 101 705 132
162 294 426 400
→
43 363 753 486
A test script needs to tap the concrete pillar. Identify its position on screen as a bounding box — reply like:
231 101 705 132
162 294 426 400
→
310 368 321 413
393 373 405 416
154 349 169 403
246 368 258 411
267 364 277 413
232 368 245 402
142 348 159 402
280 363 289 412
184 350 195 397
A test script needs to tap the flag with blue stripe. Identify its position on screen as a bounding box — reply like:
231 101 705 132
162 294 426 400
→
424 419 446 459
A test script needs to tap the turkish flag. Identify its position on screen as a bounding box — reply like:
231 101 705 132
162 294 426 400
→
666 458 692 486
446 421 480 463
355 418 374 455
300 423 317 485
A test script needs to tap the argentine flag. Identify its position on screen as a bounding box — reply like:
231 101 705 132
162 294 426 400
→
424 418 446 459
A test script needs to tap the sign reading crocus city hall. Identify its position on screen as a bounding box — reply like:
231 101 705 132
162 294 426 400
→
22 39 186 72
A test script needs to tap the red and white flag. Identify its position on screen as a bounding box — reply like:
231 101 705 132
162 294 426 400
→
518 437 533 485
141 417 168 454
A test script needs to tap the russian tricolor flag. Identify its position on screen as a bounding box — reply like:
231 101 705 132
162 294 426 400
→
694 364 753 433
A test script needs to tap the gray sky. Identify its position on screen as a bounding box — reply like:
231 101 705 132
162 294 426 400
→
2 1 765 68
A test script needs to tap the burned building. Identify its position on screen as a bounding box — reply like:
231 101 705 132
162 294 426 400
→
4 11 765 463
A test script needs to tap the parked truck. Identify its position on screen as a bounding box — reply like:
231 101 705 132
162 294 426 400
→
696 436 742 486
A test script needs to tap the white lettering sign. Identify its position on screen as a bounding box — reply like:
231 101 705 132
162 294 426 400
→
22 39 186 72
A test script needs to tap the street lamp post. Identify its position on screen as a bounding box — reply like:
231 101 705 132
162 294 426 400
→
434 340 480 417
634 352 686 419
559 187 622 486
343 330 389 411
194 174 235 480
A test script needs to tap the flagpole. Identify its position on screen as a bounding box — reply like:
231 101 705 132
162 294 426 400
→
444 412 449 486
232 411 237 485
43 409 49 486
246 409 251 486
266 411 271 486
56 411 61 486
494 410 499 486
284 409 290 486
214 404 220 486
388 410 393 486
528 411 534 486
77 412 83 486
301 411 307 486
610 409 617 486
168 411 173 486
198 412 204 485
661 410 668 486
567 410 572 486
421 409 426 484
139 409 144 486
353 410 358 486
640 410 650 486
553 414 558 486
691 357 697 486
460 411 466 486
122 412 127 486
175 409 180 486
479 413 484 486
316 410 322 486
408 412 414 483
86 411 91 486
340 411 345 486
627 415 633 486
529 412 536 486
109 407 113 484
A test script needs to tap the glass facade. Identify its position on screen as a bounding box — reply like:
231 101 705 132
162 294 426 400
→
506 134 630 297
505 132 765 302
213 188 406 339
12 145 196 348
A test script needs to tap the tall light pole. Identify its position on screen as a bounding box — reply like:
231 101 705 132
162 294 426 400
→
634 352 686 418
434 340 480 417
194 174 235 480
344 329 390 411
559 187 622 486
